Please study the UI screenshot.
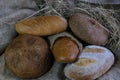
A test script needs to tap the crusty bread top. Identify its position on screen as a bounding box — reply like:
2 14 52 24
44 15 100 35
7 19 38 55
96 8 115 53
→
64 45 114 80
76 45 114 74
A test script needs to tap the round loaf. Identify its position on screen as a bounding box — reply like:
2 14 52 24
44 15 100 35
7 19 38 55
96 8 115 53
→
64 45 114 80
52 37 80 63
4 35 53 78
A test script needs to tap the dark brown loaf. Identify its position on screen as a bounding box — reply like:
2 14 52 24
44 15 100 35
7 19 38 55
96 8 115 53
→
69 13 109 45
4 35 53 78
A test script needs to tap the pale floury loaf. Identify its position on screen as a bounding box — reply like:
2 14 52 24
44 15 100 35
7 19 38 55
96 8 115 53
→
64 45 114 80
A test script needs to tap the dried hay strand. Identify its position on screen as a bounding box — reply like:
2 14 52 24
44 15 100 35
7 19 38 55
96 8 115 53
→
35 0 120 57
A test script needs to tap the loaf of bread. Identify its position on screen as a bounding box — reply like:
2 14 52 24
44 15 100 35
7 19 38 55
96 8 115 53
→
16 16 68 36
64 45 114 80
69 13 109 45
48 32 83 63
4 35 54 78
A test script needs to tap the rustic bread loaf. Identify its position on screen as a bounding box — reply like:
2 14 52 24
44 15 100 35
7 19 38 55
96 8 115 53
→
52 37 80 63
16 16 68 36
4 35 54 78
69 13 109 45
48 32 83 63
64 45 114 80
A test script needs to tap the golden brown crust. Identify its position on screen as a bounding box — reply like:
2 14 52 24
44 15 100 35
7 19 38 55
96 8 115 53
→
69 13 109 45
75 58 96 66
4 35 53 78
52 37 80 63
83 47 104 53
16 16 68 36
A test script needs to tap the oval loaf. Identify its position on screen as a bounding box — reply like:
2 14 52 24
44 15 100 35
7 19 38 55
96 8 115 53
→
64 45 114 80
16 16 67 36
69 13 109 45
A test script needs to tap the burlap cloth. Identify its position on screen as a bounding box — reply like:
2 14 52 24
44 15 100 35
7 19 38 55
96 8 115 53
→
0 0 38 54
0 0 120 80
